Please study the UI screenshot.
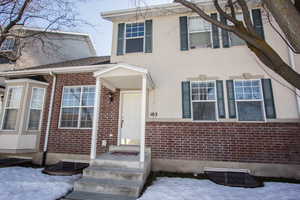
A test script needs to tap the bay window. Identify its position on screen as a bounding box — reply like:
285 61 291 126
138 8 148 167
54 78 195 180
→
60 86 95 128
2 87 22 130
189 16 212 48
191 81 217 120
234 80 265 121
27 88 45 131
125 22 145 53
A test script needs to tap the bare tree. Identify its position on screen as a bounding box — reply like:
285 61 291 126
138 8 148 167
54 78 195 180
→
172 0 300 90
0 0 86 62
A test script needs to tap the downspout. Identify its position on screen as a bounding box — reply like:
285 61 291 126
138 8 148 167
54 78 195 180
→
288 48 300 117
42 72 57 166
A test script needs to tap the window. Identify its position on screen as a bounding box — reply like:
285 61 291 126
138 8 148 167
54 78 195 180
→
234 80 265 121
60 86 95 128
189 17 212 48
125 22 144 53
228 14 246 46
27 88 45 131
191 81 217 120
0 38 15 51
2 87 22 130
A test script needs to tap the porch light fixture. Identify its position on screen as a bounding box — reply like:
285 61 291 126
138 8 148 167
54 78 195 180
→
108 92 114 103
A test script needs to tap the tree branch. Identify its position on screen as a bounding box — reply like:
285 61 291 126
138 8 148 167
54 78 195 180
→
174 0 234 31
236 0 256 35
213 0 239 24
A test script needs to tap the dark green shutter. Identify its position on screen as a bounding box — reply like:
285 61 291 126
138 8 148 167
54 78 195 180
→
179 16 189 51
211 13 220 48
261 79 276 119
226 80 236 118
117 23 125 55
182 81 191 118
145 20 153 53
252 9 265 40
220 15 230 48
216 80 225 118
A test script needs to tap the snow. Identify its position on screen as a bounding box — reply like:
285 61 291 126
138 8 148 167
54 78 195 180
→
0 167 80 200
138 177 300 200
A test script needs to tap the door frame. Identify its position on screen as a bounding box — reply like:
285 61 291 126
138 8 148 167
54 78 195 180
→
117 90 141 146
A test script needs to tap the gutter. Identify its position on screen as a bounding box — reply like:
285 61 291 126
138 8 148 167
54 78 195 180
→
42 72 57 166
288 48 300 117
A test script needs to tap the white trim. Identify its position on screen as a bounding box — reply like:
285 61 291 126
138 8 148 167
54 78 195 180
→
1 64 113 77
26 87 46 131
91 77 101 159
94 63 148 77
233 79 266 122
204 167 251 173
1 86 23 131
58 85 96 129
140 75 147 163
5 79 49 86
118 90 142 146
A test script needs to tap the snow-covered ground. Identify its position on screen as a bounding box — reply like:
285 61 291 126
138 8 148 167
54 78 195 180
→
0 167 80 200
138 177 300 200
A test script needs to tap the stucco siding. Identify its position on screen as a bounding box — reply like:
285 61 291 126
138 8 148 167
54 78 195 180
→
110 10 300 121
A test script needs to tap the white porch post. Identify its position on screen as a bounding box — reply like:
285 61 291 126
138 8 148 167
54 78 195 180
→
140 74 147 163
91 77 102 160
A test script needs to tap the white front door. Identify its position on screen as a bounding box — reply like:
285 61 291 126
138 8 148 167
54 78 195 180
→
120 92 141 145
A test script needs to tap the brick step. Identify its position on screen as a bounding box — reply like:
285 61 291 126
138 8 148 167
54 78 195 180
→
84 166 145 181
74 177 143 197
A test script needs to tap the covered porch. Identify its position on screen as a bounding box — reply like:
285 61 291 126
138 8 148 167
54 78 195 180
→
90 63 155 163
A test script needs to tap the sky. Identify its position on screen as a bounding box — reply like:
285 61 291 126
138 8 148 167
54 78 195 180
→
75 0 171 56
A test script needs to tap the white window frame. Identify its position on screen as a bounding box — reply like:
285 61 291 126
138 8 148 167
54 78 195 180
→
58 85 95 129
190 80 219 121
124 21 145 54
0 38 15 51
233 79 266 122
188 16 213 49
26 87 46 131
1 86 23 131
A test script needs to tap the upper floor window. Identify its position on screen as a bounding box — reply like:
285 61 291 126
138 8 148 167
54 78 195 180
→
0 38 15 51
59 86 95 129
228 14 246 47
191 81 217 121
234 80 265 121
189 17 212 48
2 87 22 130
27 88 45 131
125 22 145 53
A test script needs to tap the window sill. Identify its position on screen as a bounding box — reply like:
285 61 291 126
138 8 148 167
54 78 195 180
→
58 127 93 130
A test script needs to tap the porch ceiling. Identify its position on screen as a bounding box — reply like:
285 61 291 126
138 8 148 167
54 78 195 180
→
94 63 155 90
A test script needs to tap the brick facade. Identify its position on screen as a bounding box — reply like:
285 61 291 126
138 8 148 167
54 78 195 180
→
39 73 120 155
146 122 300 164
39 72 300 166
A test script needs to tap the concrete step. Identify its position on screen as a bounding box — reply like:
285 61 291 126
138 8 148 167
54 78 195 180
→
64 191 136 200
109 145 140 153
91 153 141 169
84 166 144 181
74 177 143 197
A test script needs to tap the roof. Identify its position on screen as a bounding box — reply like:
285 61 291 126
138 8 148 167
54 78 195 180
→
15 56 110 71
101 0 261 21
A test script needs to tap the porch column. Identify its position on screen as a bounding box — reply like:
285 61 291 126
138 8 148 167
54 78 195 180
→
91 77 102 160
140 74 147 162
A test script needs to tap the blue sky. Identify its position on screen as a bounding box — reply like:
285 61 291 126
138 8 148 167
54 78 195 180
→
76 0 171 56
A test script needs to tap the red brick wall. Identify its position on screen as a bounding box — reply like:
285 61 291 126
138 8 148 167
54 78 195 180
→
39 73 120 155
146 122 300 164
